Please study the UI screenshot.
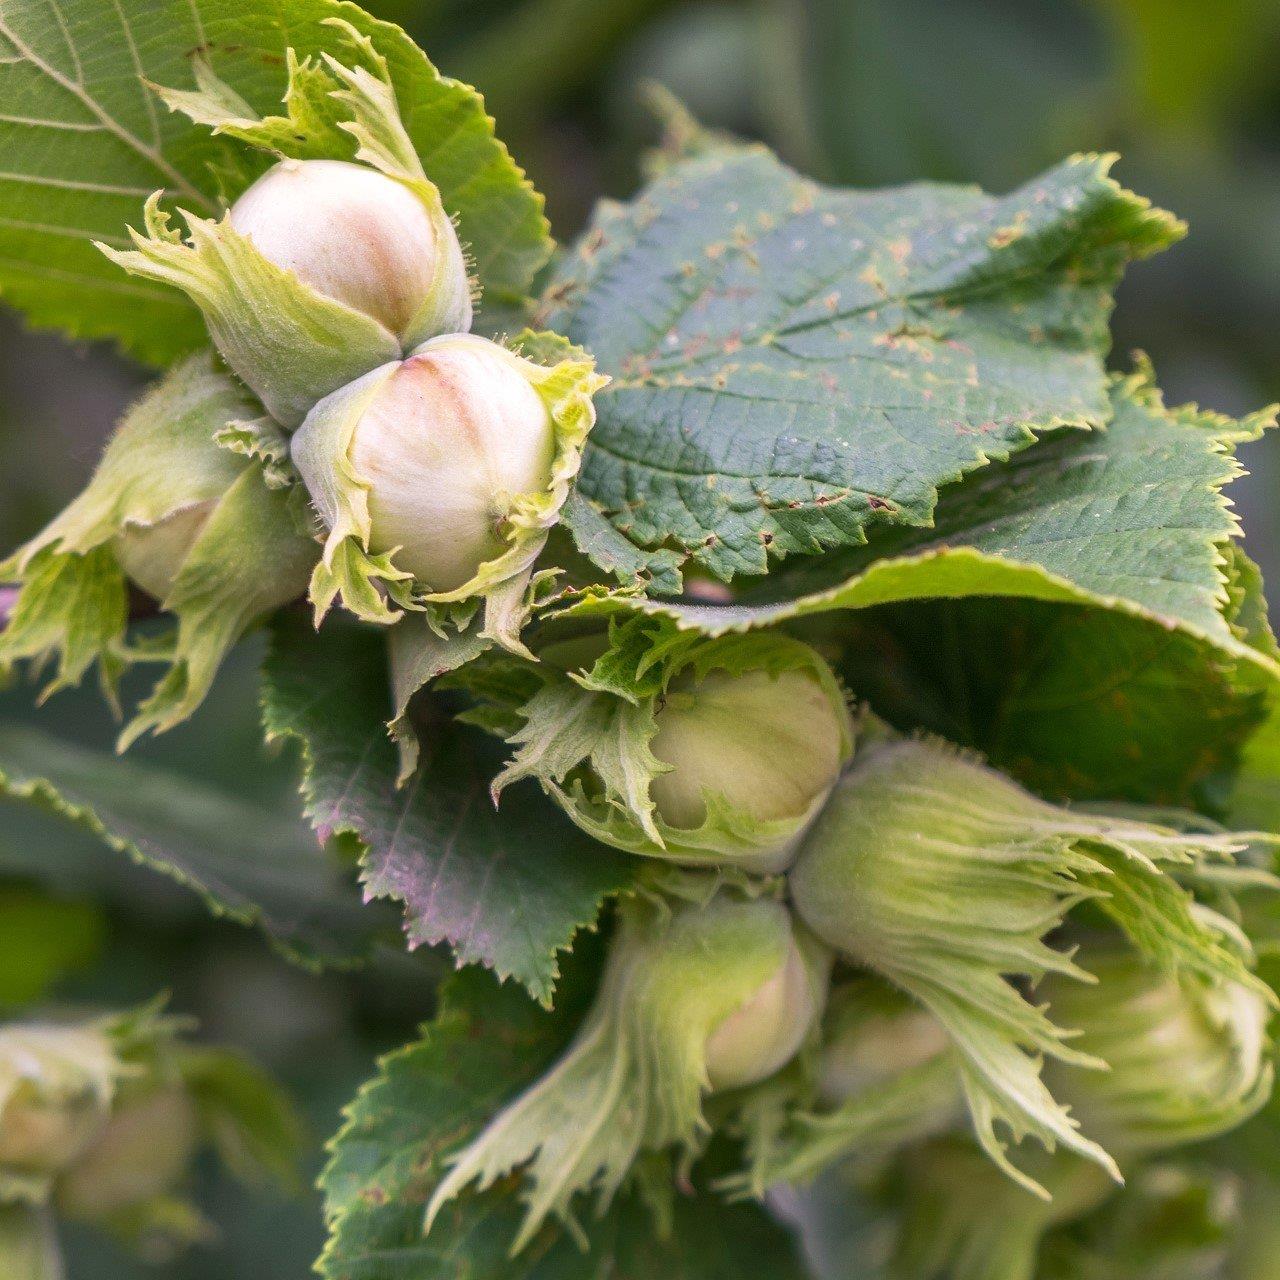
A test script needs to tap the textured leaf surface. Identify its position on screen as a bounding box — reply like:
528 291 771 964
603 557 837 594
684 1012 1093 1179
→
554 370 1276 676
261 614 637 1003
546 148 1180 581
319 965 809 1280
0 0 548 362
0 719 381 966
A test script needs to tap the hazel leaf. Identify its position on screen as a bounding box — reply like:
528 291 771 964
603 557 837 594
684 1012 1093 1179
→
552 367 1279 682
547 149 1182 583
0 0 550 363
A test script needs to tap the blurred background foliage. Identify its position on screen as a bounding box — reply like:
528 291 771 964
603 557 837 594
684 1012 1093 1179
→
2 0 1279 1274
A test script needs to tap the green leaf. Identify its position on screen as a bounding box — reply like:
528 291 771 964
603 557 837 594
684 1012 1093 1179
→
387 613 492 782
260 613 637 1004
0 719 384 968
0 0 549 363
1225 696 1280 832
559 491 685 596
545 149 1181 583
319 964 809 1279
553 367 1277 681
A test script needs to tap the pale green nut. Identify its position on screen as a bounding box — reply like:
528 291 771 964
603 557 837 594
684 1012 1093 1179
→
114 500 220 603
0 1083 106 1185
721 978 963 1197
490 631 856 874
56 1085 200 1224
892 1138 1116 1280
228 158 469 350
1041 945 1273 1159
337 335 556 592
786 734 1263 1196
815 986 952 1107
649 663 851 847
425 891 831 1254
705 923 827 1091
0 354 319 746
0 1023 122 1201
100 159 472 430
291 332 605 640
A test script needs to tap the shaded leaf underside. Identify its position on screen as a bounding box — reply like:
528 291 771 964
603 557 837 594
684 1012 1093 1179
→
833 597 1266 808
548 148 1181 581
261 613 637 1004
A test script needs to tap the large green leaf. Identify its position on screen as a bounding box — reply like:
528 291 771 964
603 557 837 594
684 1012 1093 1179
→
0 719 384 967
545 147 1181 584
319 964 809 1279
0 0 549 363
261 613 637 1004
554 368 1276 675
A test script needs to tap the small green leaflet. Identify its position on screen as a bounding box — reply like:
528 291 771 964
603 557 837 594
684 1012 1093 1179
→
261 614 638 1004
0 719 385 968
0 0 549 364
319 964 810 1279
546 148 1182 583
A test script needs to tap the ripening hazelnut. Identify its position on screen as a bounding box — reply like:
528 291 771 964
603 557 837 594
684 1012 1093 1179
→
229 159 471 346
